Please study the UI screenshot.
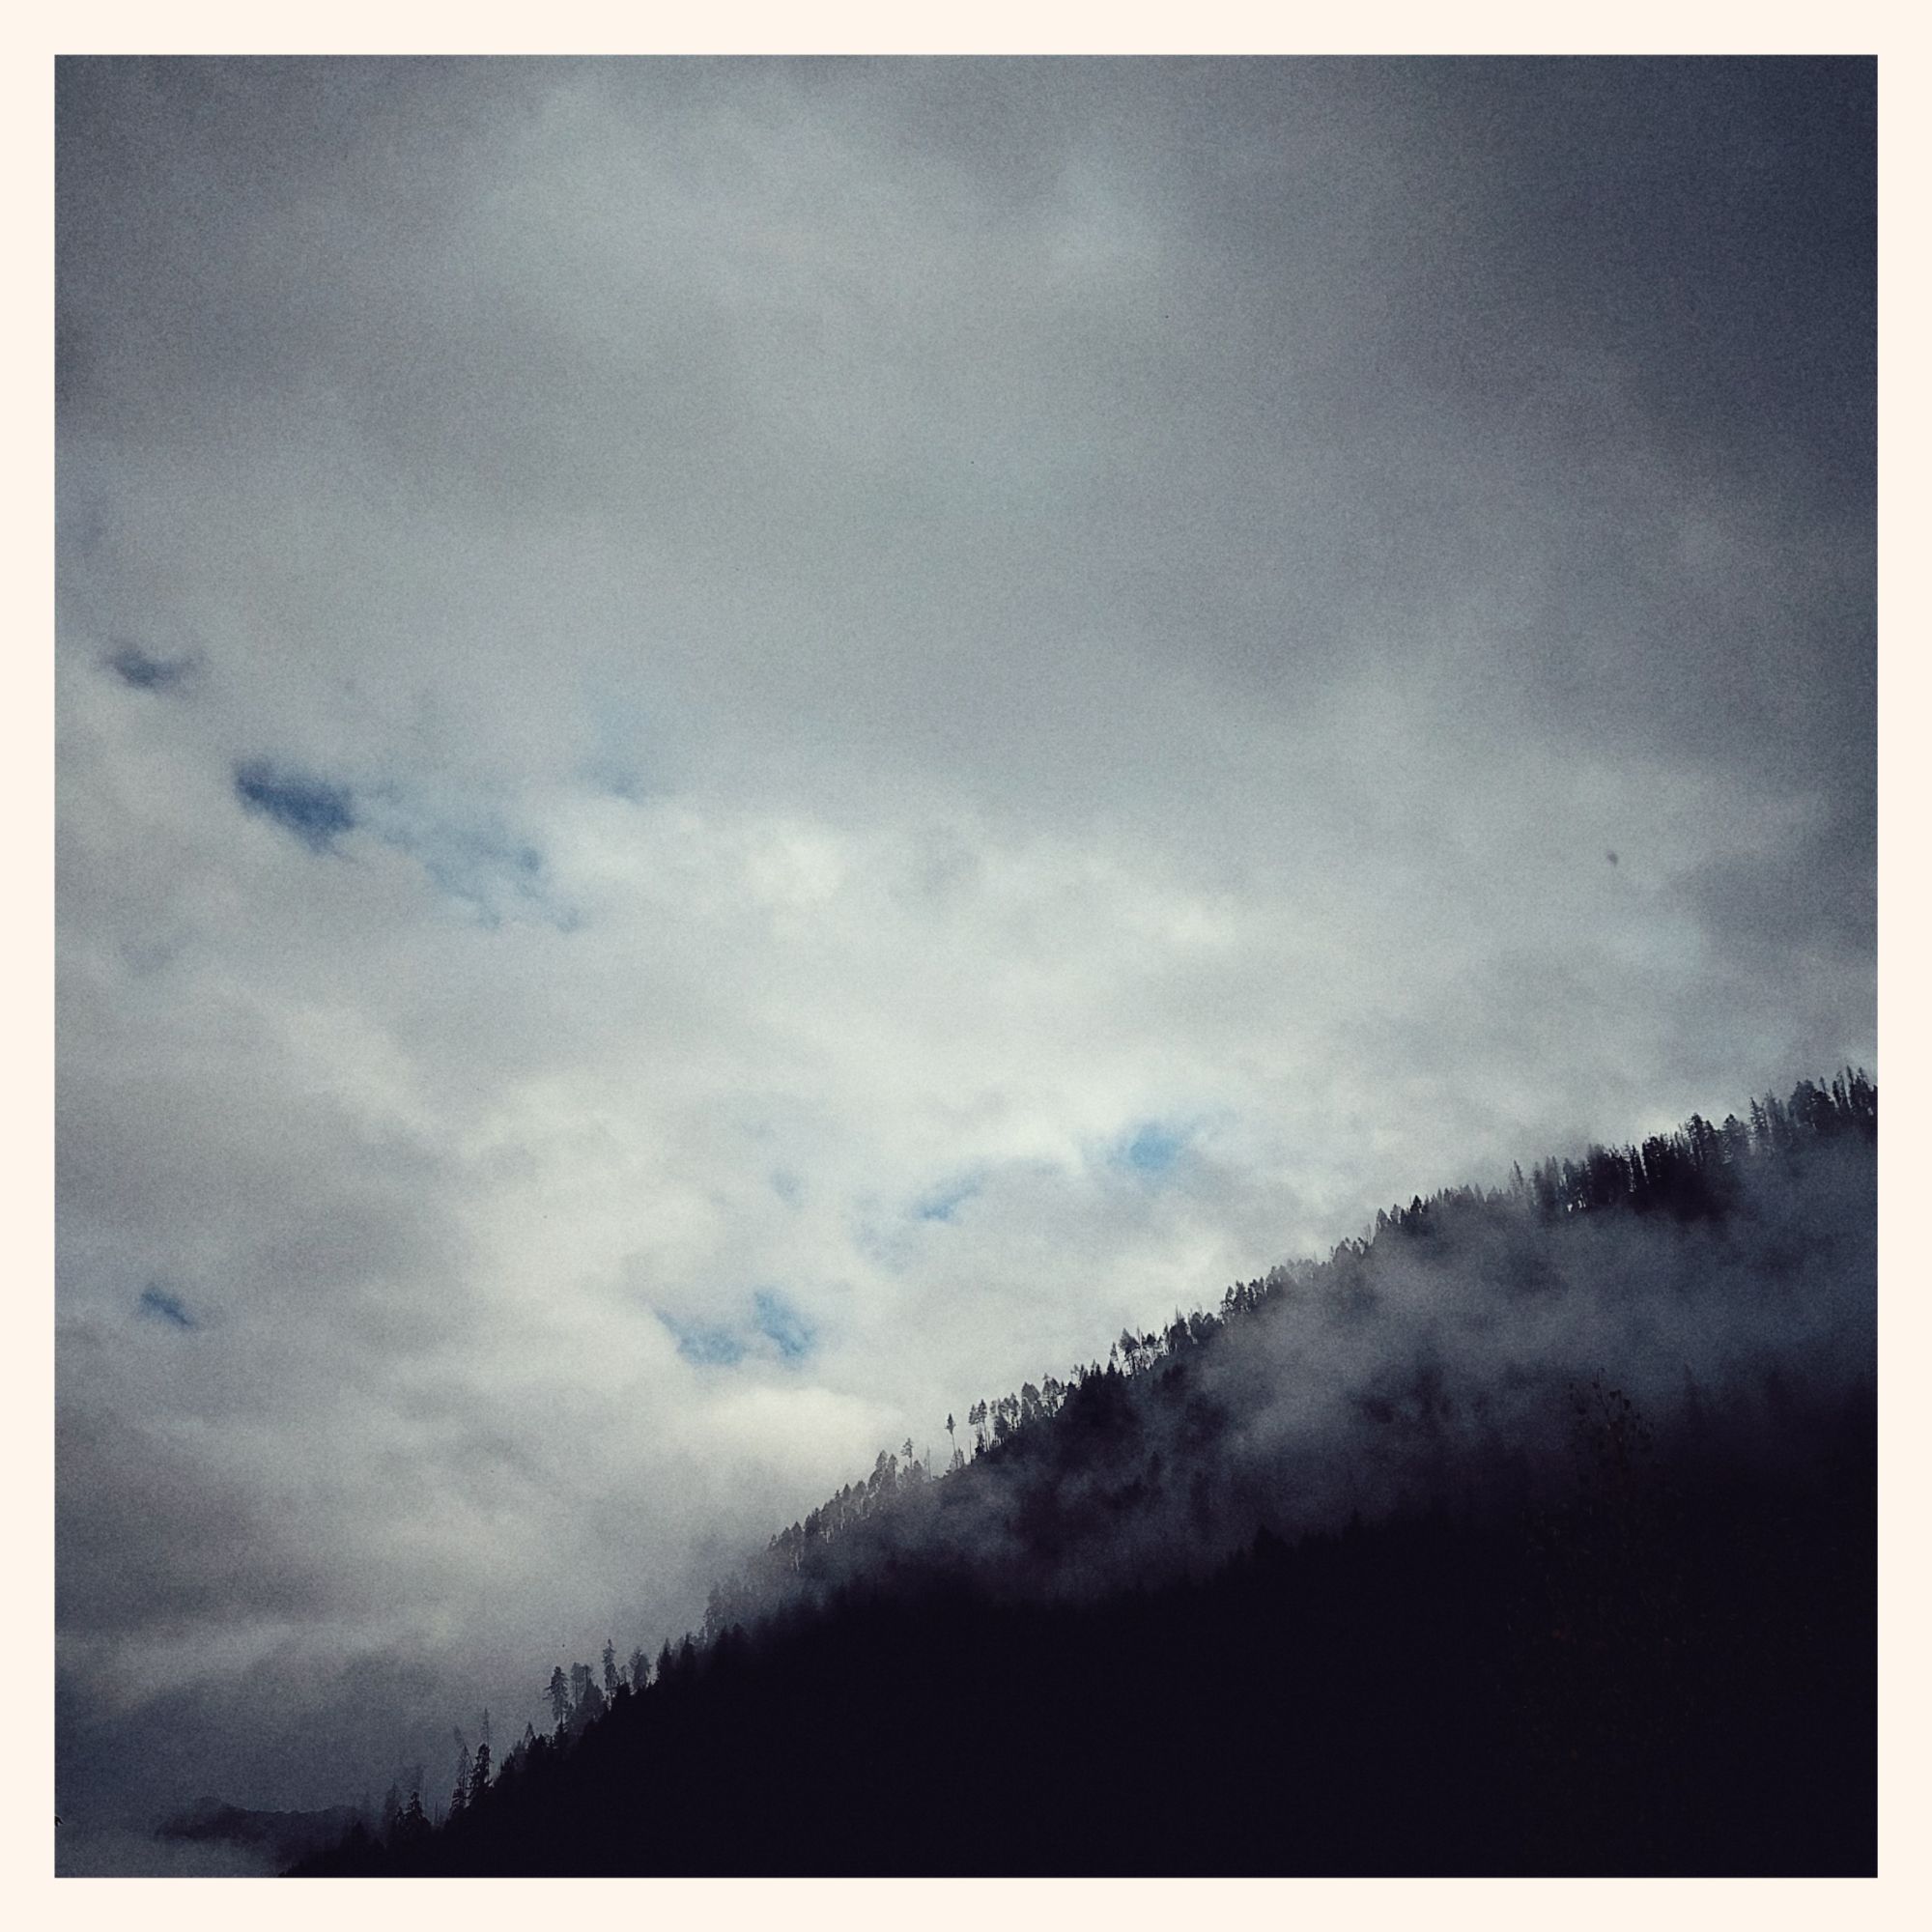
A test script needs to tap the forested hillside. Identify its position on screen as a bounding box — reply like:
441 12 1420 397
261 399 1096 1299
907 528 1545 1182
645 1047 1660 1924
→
295 1074 1877 1876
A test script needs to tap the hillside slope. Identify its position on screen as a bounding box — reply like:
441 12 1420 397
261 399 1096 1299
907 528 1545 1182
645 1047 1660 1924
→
296 1075 1877 1876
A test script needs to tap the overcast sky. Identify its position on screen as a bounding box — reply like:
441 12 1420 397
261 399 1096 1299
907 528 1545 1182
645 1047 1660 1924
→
54 55 1874 1856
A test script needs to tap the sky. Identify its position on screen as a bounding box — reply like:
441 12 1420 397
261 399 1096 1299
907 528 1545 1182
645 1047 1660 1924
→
54 55 1875 1861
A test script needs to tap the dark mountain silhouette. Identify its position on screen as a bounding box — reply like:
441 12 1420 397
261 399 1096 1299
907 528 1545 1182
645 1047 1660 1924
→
292 1072 1876 1876
156 1798 368 1868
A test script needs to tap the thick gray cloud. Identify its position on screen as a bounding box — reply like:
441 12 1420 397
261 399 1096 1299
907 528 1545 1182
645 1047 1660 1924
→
55 56 1873 1866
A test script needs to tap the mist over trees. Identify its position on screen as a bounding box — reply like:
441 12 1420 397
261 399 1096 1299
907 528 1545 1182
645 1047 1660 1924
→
294 1073 1875 1876
691 1070 1875 1629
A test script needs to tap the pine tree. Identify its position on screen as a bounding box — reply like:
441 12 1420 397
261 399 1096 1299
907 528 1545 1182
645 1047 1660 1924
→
398 1790 428 1846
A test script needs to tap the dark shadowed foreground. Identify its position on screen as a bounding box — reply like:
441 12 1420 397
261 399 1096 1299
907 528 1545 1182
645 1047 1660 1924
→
295 1080 1875 1876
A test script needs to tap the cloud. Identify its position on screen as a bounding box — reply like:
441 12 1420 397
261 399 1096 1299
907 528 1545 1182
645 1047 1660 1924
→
54 56 1874 1865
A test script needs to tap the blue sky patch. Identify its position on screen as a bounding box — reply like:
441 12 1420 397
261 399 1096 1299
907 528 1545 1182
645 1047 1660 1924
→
412 823 545 923
1114 1122 1190 1178
662 1314 746 1367
852 1206 917 1276
106 641 196 692
753 1289 815 1363
582 753 649 804
234 759 357 851
356 787 574 930
913 1172 983 1223
577 670 678 803
228 759 570 920
663 1291 815 1369
137 1284 196 1329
